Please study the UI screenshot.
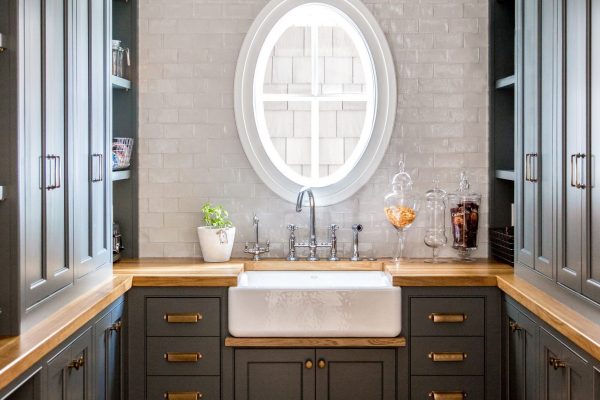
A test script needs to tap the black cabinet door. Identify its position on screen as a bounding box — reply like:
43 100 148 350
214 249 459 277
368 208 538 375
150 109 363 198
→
235 349 315 400
47 328 93 400
505 302 538 400
94 301 124 400
517 0 556 279
315 349 395 400
540 328 593 400
22 0 73 309
72 0 110 278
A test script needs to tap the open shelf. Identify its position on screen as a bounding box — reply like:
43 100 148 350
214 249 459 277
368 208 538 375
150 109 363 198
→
111 75 131 90
495 169 515 181
112 169 131 181
495 75 515 89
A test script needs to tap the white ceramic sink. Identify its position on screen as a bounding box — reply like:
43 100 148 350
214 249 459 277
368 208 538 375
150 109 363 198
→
228 271 401 337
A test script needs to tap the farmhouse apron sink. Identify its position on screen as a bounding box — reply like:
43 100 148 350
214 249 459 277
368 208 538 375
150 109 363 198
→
228 271 401 337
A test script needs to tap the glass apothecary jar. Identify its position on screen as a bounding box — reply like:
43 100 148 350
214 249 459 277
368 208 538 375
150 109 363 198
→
448 172 481 261
384 160 420 262
423 179 447 263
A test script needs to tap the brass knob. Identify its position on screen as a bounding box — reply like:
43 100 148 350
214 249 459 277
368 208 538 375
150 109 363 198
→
68 356 85 370
305 360 313 369
110 321 122 332
549 357 567 369
318 359 326 369
509 321 521 333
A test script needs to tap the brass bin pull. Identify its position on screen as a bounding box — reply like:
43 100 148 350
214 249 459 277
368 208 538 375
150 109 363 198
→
305 360 314 369
68 356 85 370
164 313 203 323
164 352 202 363
428 391 467 400
318 359 327 369
428 352 467 362
163 392 203 400
428 313 467 323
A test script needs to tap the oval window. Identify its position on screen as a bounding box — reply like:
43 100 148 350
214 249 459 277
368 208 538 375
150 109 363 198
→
235 0 396 205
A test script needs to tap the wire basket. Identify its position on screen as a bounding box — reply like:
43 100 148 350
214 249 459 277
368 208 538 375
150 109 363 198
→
112 138 134 170
489 226 514 266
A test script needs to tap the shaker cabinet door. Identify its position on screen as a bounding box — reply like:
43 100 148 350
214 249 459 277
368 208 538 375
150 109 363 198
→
47 328 93 400
94 301 123 400
72 0 111 279
315 349 396 400
505 302 538 400
235 349 316 400
517 0 556 278
22 0 73 308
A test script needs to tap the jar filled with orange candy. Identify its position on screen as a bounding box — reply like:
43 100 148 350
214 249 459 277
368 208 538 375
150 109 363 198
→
384 160 420 262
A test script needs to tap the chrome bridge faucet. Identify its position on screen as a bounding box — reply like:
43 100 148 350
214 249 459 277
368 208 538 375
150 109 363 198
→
288 187 338 261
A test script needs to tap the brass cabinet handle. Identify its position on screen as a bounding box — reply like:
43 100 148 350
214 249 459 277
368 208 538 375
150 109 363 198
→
509 321 521 333
428 352 467 362
164 313 203 323
318 359 326 369
428 313 467 323
163 352 202 363
428 391 467 400
68 356 85 370
110 320 122 332
570 154 578 187
549 357 567 370
305 360 313 369
163 392 202 400
91 153 104 182
525 154 530 182
530 153 538 182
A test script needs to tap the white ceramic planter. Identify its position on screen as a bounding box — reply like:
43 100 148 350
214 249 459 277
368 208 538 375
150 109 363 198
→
197 226 236 262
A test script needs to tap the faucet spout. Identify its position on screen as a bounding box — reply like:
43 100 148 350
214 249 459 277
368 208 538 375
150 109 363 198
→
296 187 318 260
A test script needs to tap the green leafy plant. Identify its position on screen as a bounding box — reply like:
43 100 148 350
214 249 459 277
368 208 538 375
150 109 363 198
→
201 202 233 229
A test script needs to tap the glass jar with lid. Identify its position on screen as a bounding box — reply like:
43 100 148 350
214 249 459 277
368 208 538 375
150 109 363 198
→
448 171 481 261
384 160 420 262
423 178 448 263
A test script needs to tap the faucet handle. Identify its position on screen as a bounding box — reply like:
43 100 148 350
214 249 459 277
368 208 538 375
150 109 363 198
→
329 224 339 232
287 224 298 232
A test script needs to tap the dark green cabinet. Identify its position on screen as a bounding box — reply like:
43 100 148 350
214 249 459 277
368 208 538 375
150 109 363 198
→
22 0 73 308
47 328 93 400
505 301 538 400
540 329 593 400
516 0 556 279
234 348 395 400
93 301 124 400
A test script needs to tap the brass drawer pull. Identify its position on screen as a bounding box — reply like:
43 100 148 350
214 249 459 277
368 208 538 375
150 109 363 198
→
428 352 467 362
163 352 202 363
549 357 567 369
428 313 467 323
163 392 203 400
164 313 203 323
428 391 467 400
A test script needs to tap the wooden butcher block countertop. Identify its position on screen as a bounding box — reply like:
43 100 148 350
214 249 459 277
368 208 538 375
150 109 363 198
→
2 257 600 392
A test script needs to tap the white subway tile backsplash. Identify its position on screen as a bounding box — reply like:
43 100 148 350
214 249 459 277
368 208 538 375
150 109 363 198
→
138 0 489 259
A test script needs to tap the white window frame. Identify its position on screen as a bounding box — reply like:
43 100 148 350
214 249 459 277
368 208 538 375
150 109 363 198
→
235 0 396 205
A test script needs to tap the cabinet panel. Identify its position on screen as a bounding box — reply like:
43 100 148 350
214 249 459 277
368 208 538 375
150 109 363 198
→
410 376 484 400
47 328 93 400
411 337 484 376
146 297 220 337
73 0 110 278
146 337 220 376
23 0 73 309
234 349 315 400
540 328 593 400
410 297 484 337
584 0 600 303
147 377 220 400
505 301 538 400
94 301 123 400
315 349 395 400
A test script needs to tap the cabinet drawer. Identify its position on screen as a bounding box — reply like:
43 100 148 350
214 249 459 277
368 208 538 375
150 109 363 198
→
411 376 484 400
146 297 220 337
147 376 220 400
411 337 484 376
147 337 220 376
411 297 484 337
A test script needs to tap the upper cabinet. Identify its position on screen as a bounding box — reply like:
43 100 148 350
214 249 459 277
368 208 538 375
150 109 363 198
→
515 0 600 304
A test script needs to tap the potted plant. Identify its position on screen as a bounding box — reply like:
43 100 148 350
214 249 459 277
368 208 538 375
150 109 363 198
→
197 203 236 262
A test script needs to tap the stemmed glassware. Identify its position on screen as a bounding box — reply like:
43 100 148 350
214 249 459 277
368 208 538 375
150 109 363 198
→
423 178 448 263
384 160 420 262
